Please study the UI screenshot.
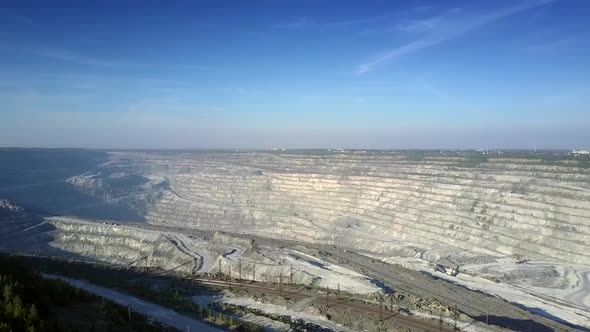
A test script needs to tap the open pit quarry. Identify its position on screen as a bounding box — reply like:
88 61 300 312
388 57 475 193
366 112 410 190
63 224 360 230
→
1 149 589 331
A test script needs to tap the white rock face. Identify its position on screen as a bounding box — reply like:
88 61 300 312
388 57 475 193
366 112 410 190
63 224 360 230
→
4 150 590 327
138 152 590 266
4 150 589 330
14 151 589 278
48 217 201 274
0 199 24 213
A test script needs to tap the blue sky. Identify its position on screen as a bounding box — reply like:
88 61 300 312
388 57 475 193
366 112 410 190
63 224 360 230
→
1 0 589 149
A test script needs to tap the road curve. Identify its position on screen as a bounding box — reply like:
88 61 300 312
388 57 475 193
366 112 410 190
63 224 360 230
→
45 275 224 332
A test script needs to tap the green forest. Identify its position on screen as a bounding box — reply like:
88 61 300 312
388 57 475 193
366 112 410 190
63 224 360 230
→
0 255 172 332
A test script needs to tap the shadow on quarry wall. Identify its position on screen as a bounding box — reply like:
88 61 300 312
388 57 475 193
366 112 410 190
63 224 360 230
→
0 210 93 261
508 304 590 332
421 271 590 331
2 253 225 297
474 314 590 332
0 220 100 262
0 148 144 222
369 278 394 293
0 216 56 248
0 181 145 221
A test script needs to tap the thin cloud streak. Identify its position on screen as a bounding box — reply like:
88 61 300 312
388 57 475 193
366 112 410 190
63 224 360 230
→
32 47 213 72
35 48 137 67
358 8 455 35
275 15 386 30
357 0 554 75
274 17 313 29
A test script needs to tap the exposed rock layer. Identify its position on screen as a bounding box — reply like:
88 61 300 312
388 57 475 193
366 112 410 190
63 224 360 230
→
140 152 590 265
49 218 199 273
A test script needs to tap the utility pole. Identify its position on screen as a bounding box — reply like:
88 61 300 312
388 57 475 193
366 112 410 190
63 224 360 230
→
376 296 385 332
390 295 393 312
337 283 340 298
228 264 232 288
279 267 283 296
128 306 132 332
239 259 242 281
290 265 293 285
217 259 221 279
252 264 256 282
326 286 329 307
379 295 383 322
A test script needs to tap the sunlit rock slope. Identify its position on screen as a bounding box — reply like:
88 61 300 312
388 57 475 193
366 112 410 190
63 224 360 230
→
137 151 590 265
2 149 589 267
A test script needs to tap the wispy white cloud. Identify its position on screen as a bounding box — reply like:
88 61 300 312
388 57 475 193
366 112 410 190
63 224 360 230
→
275 17 313 29
29 47 214 72
394 15 450 33
275 15 383 30
0 43 125 68
358 7 456 35
35 48 136 67
324 17 381 28
357 0 554 75
393 7 463 34
358 39 435 74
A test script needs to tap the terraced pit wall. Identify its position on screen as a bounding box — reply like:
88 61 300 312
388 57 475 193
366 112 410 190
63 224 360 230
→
143 153 590 266
49 218 200 274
